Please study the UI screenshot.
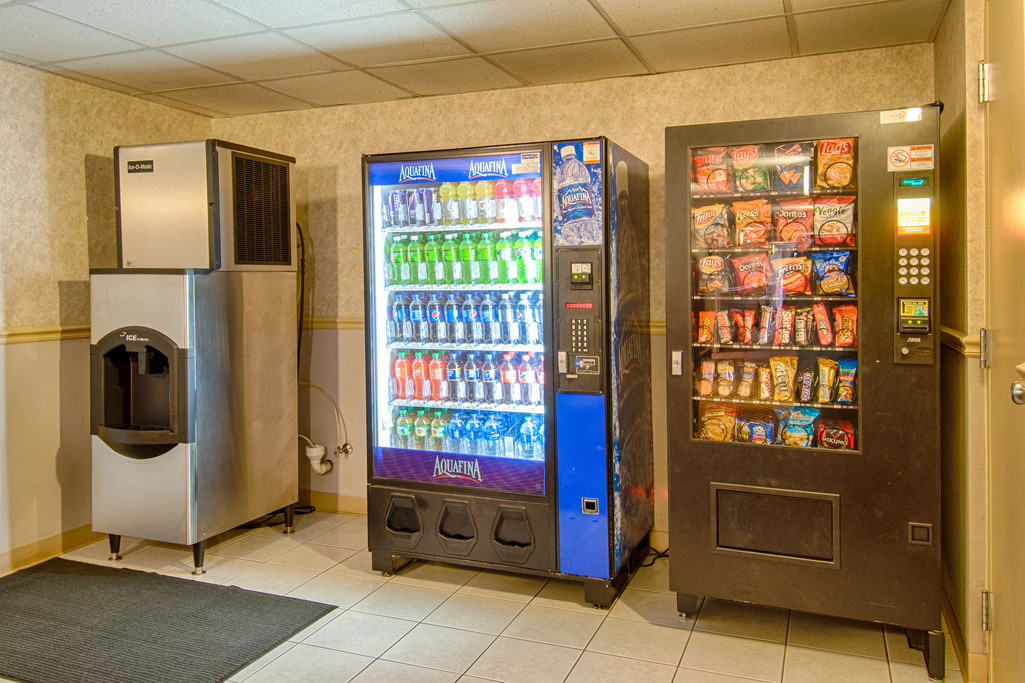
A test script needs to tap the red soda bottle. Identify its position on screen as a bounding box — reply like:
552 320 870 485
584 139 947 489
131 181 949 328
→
411 351 428 401
428 352 447 401
501 352 521 404
394 351 411 400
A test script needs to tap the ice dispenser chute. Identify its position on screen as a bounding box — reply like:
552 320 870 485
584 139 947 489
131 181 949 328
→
90 326 191 459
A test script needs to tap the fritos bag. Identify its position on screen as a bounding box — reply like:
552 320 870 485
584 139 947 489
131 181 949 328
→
692 204 731 248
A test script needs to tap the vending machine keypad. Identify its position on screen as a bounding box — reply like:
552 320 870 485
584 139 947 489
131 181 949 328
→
555 248 603 394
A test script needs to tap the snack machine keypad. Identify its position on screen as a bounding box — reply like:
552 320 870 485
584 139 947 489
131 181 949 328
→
893 170 936 365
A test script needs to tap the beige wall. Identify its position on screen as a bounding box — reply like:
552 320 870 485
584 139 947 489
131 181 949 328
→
0 60 211 569
934 0 988 674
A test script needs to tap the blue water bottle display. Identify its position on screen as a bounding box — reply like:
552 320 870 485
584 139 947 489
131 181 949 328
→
555 144 601 244
464 411 484 455
481 412 504 456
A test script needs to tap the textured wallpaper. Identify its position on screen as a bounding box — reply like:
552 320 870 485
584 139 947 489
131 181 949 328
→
0 60 211 330
214 43 935 322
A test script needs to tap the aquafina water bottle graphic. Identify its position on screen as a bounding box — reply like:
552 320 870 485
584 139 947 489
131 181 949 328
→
555 144 601 245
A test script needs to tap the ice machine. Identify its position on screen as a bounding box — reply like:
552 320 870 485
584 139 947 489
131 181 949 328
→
91 140 299 573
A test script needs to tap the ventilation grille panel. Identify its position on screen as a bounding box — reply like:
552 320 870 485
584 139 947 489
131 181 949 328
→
233 153 290 266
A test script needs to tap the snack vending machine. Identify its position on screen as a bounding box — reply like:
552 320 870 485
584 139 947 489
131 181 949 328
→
362 139 653 605
665 107 944 676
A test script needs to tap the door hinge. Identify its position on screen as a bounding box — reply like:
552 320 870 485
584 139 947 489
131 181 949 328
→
982 590 992 631
980 327 991 368
979 61 991 103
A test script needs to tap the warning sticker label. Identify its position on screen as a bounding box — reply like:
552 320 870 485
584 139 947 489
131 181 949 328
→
887 145 935 172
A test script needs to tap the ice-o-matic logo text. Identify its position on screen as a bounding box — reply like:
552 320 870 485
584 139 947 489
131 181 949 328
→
433 455 483 483
468 158 509 180
126 160 154 173
120 331 149 342
399 163 437 183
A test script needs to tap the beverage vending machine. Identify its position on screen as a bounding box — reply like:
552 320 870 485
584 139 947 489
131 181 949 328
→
664 107 944 676
362 139 653 605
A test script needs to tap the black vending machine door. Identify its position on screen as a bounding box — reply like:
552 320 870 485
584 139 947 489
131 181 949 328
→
665 108 941 642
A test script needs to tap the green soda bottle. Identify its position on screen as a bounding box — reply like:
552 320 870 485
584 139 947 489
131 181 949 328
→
407 235 426 285
459 232 477 285
442 233 459 285
476 231 497 285
424 234 442 286
413 409 431 450
514 232 534 284
496 231 516 284
389 235 408 285
531 231 543 283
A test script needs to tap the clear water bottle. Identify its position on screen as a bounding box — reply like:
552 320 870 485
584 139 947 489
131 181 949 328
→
514 417 534 459
464 411 484 455
442 411 464 453
481 412 504 456
480 291 499 344
529 417 545 460
555 144 600 242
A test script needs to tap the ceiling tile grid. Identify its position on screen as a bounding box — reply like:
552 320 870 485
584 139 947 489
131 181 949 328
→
0 0 951 116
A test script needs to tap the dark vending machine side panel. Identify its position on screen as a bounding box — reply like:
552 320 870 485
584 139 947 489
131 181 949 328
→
664 107 942 671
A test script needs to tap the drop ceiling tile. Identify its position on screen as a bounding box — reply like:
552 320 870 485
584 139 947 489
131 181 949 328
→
424 0 616 52
631 17 791 72
54 49 236 92
0 4 143 62
261 70 413 105
33 0 265 46
598 0 785 34
164 31 345 80
210 0 408 28
368 56 521 96
490 39 646 85
284 12 471 67
792 0 942 54
151 83 313 115
136 92 225 117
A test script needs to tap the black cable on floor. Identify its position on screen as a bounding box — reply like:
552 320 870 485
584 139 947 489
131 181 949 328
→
640 546 669 567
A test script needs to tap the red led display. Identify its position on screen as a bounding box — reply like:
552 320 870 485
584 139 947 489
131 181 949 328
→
565 302 593 309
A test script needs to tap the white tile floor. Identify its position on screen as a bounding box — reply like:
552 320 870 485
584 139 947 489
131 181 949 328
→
50 511 964 683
